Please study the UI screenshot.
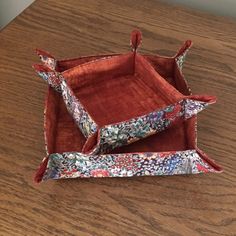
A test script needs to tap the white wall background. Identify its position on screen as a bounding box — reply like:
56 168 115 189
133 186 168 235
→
0 0 235 30
165 0 236 18
0 0 35 29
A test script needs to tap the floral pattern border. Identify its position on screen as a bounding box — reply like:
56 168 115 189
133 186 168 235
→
42 149 217 181
175 45 190 72
36 49 57 70
60 79 98 138
35 69 98 138
92 98 209 154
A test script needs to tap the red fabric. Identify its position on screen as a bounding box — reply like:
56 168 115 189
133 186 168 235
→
44 53 197 154
130 29 142 51
34 157 49 183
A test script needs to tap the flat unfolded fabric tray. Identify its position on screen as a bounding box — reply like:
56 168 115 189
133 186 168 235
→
33 30 222 182
33 30 215 156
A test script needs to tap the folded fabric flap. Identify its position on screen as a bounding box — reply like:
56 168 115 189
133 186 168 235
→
39 149 220 181
85 96 215 154
82 131 99 154
174 40 193 71
130 29 142 52
187 95 216 104
34 156 49 183
35 48 57 70
183 95 216 119
32 64 63 92
196 147 223 172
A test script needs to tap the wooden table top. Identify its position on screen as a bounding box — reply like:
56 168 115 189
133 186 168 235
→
0 0 236 235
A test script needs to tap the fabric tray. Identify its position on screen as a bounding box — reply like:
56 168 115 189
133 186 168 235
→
33 30 216 155
33 30 222 182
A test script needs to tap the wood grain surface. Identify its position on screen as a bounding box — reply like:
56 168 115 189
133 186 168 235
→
0 0 236 235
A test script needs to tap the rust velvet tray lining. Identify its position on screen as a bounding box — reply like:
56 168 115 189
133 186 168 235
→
60 52 184 127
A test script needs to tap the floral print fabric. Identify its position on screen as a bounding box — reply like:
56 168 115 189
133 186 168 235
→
175 41 191 72
93 98 209 154
60 80 98 138
175 50 188 71
35 68 98 138
42 150 216 181
36 49 57 70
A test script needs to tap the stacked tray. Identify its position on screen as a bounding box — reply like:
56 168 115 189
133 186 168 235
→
33 30 222 182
